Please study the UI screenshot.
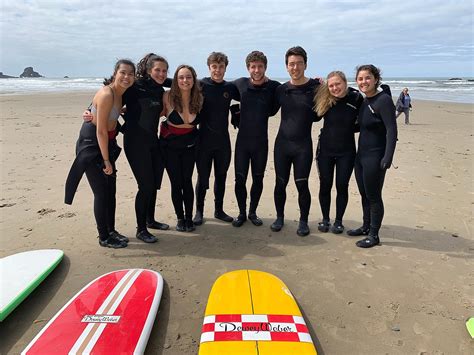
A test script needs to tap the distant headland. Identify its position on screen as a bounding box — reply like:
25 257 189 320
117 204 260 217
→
0 67 44 78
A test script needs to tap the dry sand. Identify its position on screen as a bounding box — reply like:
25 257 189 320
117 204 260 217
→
0 92 473 354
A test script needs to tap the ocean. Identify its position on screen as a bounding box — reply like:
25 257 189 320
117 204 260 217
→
0 77 472 104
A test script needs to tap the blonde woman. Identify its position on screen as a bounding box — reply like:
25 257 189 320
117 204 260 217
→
314 71 363 235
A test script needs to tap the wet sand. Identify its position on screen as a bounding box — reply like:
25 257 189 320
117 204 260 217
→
1 92 473 354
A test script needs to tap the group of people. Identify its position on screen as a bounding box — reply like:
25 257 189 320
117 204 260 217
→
65 46 398 250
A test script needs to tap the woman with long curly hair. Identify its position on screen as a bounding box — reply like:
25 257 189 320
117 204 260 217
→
160 65 203 232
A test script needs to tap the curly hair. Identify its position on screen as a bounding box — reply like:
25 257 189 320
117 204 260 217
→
136 53 168 80
245 51 267 68
314 71 347 117
169 64 203 114
356 64 382 88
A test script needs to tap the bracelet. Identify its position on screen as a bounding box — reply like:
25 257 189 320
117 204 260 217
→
104 159 110 163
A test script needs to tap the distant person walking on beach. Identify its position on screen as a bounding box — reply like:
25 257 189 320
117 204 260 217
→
313 71 363 235
65 59 135 248
348 64 397 248
395 87 412 124
160 65 203 232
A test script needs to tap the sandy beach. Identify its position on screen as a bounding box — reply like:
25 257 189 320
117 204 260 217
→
1 92 473 354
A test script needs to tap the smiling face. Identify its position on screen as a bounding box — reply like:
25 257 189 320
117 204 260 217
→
177 67 194 91
327 74 347 98
247 61 266 85
286 55 306 83
114 64 135 89
356 70 378 97
148 60 168 84
209 62 226 83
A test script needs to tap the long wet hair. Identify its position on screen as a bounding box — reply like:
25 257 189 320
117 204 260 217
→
314 71 347 117
136 53 169 80
169 64 203 114
355 64 382 88
103 59 135 85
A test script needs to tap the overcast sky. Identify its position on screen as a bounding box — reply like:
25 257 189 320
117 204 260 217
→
1 0 472 78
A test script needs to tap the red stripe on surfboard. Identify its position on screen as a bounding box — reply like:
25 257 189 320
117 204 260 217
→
215 314 242 322
296 323 309 333
90 270 158 353
214 331 243 341
25 270 129 354
202 323 215 333
267 314 294 323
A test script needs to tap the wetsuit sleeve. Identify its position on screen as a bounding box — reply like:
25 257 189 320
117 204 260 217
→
311 82 321 122
163 78 172 88
378 96 398 169
230 83 240 102
269 82 281 117
314 112 323 122
353 93 364 132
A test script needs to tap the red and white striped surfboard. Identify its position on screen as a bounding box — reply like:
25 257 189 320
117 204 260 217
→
22 269 163 355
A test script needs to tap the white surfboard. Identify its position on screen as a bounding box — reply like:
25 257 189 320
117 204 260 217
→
0 249 64 321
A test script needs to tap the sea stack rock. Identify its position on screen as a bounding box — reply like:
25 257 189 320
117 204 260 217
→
20 67 43 78
0 72 16 78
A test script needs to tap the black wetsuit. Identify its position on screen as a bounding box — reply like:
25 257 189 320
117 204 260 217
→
195 78 240 213
233 77 281 215
160 111 200 221
273 79 320 222
65 122 121 239
354 91 397 235
316 89 363 223
122 77 171 231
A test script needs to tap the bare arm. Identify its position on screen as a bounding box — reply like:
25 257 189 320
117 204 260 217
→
94 88 114 175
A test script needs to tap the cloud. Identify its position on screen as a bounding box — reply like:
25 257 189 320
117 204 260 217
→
1 0 472 77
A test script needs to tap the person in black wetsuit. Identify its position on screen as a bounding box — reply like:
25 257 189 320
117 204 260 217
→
121 53 173 244
65 59 135 248
313 71 363 234
160 65 203 232
348 64 398 248
270 46 319 237
192 52 240 226
232 51 281 227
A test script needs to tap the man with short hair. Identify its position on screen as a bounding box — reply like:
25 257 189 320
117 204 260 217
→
271 46 320 236
193 52 240 226
232 51 281 227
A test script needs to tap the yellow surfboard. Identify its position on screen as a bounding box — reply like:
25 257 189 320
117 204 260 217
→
198 270 317 355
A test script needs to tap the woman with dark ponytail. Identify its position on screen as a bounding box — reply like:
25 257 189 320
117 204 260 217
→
65 59 135 248
348 65 397 248
121 53 173 244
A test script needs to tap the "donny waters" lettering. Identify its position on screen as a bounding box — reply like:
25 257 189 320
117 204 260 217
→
217 322 293 333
